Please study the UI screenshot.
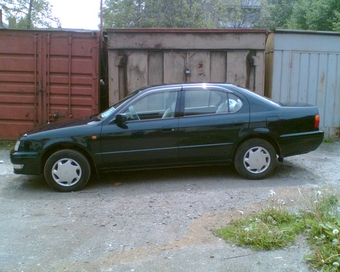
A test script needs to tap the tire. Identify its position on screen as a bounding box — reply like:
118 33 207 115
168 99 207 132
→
234 139 277 180
44 149 91 192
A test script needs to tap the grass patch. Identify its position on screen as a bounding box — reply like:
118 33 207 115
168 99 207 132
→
0 140 15 150
215 206 304 250
324 138 334 144
303 192 340 270
215 190 340 271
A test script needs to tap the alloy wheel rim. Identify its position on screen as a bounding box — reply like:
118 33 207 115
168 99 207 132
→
243 146 271 174
51 158 82 187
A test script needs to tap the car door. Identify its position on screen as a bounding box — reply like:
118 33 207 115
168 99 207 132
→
100 87 181 170
178 86 249 164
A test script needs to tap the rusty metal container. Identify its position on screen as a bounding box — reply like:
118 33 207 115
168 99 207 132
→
106 28 267 105
265 30 340 138
0 29 100 140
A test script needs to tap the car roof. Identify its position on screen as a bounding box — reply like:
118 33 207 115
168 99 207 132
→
137 82 237 93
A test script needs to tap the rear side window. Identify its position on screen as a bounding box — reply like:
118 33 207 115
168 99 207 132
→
183 87 242 116
216 93 243 113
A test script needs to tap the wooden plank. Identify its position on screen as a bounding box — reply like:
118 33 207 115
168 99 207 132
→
210 52 226 82
188 51 210 83
108 32 266 50
148 52 163 85
226 51 248 88
126 52 148 93
108 50 120 105
254 51 264 95
164 51 186 83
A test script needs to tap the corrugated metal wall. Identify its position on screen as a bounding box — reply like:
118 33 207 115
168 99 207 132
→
0 30 100 140
107 29 267 105
265 30 340 138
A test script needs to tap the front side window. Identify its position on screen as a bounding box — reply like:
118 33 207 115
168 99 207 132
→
123 90 178 120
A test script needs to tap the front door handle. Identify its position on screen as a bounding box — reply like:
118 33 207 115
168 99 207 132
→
233 121 244 126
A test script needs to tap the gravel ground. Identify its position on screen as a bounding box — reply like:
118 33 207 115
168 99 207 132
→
0 141 339 272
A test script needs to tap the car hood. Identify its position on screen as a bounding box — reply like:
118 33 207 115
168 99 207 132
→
22 118 95 136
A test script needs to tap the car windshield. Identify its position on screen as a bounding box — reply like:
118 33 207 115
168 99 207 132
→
96 90 141 120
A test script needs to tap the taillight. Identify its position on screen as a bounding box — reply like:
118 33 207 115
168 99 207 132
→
314 114 320 129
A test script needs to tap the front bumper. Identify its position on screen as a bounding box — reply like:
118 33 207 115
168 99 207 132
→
10 150 42 175
278 130 324 158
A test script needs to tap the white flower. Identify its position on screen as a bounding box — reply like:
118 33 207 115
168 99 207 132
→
316 190 322 196
244 228 249 232
278 199 285 205
333 262 339 267
239 210 244 215
269 190 276 197
333 229 339 235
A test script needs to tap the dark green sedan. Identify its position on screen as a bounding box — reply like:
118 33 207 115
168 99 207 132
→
11 83 324 192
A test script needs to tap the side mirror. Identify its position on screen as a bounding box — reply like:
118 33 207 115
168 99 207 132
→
115 113 127 124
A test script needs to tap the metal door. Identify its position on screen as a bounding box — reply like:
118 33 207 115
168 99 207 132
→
0 30 100 140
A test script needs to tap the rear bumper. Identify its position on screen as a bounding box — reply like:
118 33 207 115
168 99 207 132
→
278 130 324 158
10 150 42 175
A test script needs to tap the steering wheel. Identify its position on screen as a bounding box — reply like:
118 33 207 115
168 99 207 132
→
128 106 140 120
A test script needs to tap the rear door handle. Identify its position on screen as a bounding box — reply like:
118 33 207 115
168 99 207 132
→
162 127 175 132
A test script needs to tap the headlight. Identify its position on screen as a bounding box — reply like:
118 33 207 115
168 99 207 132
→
14 140 21 151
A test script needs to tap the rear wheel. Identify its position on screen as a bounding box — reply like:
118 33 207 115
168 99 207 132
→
44 149 91 192
234 139 277 179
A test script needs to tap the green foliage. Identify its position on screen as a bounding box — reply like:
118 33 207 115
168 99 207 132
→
215 0 265 28
103 0 213 28
333 11 340 32
0 140 15 150
1 0 60 29
0 0 317 31
215 190 340 271
215 207 304 250
288 0 340 31
102 0 340 31
254 0 296 30
302 193 340 270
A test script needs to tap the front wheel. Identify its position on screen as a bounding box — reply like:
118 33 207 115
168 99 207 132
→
234 139 277 180
44 149 91 192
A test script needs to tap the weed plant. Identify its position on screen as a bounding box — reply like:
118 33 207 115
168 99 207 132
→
0 140 15 150
302 192 340 271
215 189 340 271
